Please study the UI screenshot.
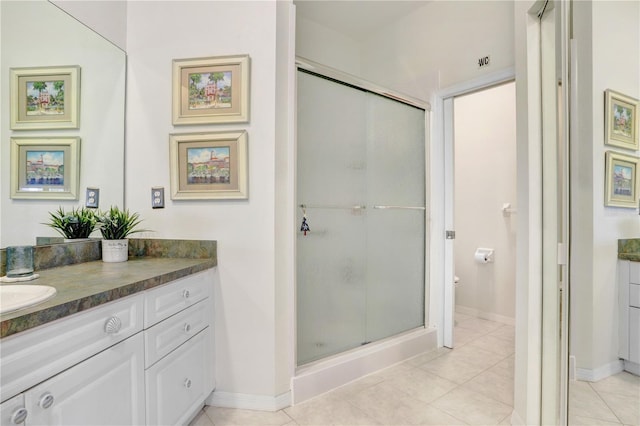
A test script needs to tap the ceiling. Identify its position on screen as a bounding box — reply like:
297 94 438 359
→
293 0 429 41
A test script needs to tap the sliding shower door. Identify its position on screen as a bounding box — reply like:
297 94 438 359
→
296 70 426 365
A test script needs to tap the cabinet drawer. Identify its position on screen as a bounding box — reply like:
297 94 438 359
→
145 328 213 426
145 299 210 367
0 294 143 403
144 270 211 328
630 284 640 308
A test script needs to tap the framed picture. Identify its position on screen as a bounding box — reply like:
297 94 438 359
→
10 66 80 130
605 89 638 150
172 55 250 125
605 151 639 208
10 137 81 200
169 131 248 200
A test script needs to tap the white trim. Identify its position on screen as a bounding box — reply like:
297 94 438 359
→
510 408 526 426
437 67 515 100
291 327 436 405
207 391 292 412
442 96 455 349
455 305 516 326
575 360 624 382
296 56 430 111
623 360 640 376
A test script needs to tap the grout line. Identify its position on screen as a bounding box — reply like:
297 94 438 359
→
586 382 625 425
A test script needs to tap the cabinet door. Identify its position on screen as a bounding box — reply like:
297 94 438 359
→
146 328 213 426
0 394 27 425
630 307 640 364
25 333 145 426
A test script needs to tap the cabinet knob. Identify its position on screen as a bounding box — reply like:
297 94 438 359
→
39 393 54 409
182 289 190 299
183 323 192 333
10 407 27 424
184 378 192 389
104 316 122 334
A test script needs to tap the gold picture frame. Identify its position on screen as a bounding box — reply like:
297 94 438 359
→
605 151 639 208
605 89 639 150
169 131 248 200
10 137 81 200
172 55 250 125
10 66 80 130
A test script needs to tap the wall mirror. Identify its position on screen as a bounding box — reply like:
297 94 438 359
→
0 0 126 247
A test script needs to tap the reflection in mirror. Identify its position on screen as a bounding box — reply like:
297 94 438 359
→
0 0 125 247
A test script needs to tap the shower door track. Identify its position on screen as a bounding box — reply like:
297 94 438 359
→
296 56 431 112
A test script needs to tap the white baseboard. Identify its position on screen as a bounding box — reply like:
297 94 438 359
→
291 327 437 405
575 360 624 382
623 360 640 376
510 408 525 425
456 305 515 326
206 391 292 412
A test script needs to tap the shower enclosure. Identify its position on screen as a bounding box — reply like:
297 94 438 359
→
296 65 427 365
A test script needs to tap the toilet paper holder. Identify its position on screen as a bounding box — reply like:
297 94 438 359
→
474 248 494 264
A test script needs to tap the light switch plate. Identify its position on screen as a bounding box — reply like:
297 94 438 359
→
151 187 164 209
86 188 99 208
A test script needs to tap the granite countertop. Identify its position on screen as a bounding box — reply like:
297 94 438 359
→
0 239 216 338
618 238 640 261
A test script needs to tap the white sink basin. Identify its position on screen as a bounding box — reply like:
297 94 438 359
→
0 285 57 315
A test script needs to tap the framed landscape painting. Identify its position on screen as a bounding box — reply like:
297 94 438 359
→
605 89 638 150
10 66 80 130
172 55 250 125
169 131 248 200
605 151 639 208
10 137 80 200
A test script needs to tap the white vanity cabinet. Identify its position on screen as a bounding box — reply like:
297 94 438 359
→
25 333 146 425
143 270 215 425
618 260 640 375
0 293 145 425
0 267 215 426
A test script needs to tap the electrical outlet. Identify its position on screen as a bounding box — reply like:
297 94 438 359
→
86 188 99 208
151 187 165 209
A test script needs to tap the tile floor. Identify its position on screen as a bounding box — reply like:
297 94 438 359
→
569 370 640 425
190 312 639 425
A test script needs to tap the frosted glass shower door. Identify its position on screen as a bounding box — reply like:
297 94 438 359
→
297 71 368 364
365 94 425 343
296 70 426 366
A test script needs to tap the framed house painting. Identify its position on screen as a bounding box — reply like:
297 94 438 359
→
605 151 639 208
10 66 80 130
10 137 81 200
605 89 638 150
172 55 250 125
169 131 248 200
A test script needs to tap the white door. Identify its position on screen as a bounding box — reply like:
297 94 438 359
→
25 333 145 425
0 394 26 425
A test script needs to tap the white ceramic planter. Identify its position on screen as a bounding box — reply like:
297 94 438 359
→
101 239 129 263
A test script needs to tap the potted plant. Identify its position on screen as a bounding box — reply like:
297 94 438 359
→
44 206 98 240
97 206 147 263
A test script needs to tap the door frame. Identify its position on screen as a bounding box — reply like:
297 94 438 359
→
430 68 515 349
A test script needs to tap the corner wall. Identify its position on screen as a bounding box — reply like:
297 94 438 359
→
571 0 640 377
125 0 290 404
